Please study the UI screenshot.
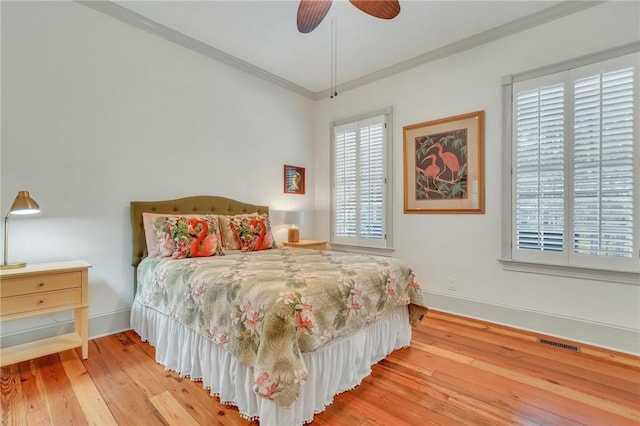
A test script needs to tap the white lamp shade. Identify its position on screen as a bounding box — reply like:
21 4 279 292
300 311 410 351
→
284 211 304 226
268 210 285 226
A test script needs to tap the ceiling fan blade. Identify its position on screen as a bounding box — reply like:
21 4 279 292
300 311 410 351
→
349 0 400 20
297 0 333 33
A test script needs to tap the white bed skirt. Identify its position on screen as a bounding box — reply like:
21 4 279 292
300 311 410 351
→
130 301 412 426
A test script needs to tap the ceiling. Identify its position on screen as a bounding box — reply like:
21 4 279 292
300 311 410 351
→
100 1 596 98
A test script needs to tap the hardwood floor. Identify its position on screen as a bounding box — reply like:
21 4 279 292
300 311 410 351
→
1 310 639 425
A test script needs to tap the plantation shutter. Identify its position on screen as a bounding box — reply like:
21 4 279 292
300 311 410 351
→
333 115 387 248
359 121 384 240
514 80 566 256
335 125 357 238
572 66 635 260
511 53 638 271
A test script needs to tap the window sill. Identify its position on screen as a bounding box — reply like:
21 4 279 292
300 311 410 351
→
329 243 395 257
498 259 640 285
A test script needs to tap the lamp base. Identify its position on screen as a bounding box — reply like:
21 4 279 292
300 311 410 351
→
0 262 27 270
288 226 300 243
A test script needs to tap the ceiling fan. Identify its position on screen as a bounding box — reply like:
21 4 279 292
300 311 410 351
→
297 0 401 33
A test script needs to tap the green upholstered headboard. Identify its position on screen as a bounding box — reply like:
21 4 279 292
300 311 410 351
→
130 195 269 268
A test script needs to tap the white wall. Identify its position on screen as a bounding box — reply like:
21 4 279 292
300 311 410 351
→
314 2 640 354
1 2 314 337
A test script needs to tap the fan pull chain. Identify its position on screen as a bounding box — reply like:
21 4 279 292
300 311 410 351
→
330 17 333 98
330 15 338 99
334 14 338 98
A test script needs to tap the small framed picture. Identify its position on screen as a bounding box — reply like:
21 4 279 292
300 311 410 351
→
284 165 305 195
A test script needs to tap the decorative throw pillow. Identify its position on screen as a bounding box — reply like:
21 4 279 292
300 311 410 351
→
142 212 163 257
218 212 258 249
229 214 277 252
143 213 205 257
153 215 224 259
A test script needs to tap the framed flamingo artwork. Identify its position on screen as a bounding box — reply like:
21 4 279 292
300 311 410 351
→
403 111 485 214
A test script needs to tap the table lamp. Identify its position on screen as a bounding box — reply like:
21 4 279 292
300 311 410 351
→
284 211 304 243
2 191 40 270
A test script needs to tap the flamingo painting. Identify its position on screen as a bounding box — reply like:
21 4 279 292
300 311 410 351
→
428 142 460 173
405 110 484 211
413 129 467 200
419 153 440 180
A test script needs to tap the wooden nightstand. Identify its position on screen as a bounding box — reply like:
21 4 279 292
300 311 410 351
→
282 240 327 250
0 260 91 367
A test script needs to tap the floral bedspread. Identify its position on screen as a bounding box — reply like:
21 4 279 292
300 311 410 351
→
135 247 426 407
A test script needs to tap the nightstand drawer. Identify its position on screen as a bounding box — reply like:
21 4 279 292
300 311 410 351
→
1 288 82 316
1 272 82 298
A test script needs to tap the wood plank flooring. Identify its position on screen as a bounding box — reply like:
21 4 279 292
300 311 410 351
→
1 310 639 425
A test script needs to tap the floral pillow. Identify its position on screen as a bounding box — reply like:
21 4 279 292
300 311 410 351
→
143 213 206 257
229 214 277 252
142 212 190 257
142 212 164 257
218 212 258 250
153 215 224 259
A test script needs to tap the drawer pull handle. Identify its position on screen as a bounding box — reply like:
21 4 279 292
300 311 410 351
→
39 299 44 304
39 282 45 287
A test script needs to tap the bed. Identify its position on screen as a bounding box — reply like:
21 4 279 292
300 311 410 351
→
129 196 427 425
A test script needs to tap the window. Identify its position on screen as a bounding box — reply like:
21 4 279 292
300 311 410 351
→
331 108 392 249
502 49 639 279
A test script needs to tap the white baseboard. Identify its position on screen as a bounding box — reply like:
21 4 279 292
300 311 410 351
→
2 296 638 356
425 290 640 356
0 308 131 349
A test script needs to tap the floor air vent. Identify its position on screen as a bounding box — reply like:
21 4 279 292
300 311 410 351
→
537 338 580 352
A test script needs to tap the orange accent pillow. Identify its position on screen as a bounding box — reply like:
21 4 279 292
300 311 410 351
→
218 213 258 249
152 215 224 258
228 214 276 252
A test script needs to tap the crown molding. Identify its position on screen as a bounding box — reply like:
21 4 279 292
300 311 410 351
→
317 1 605 99
78 1 603 101
77 1 316 99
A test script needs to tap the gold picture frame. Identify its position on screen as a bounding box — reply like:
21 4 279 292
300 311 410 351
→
403 110 485 214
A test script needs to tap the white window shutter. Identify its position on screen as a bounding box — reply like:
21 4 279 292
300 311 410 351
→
359 122 384 240
572 66 635 262
511 53 638 272
333 114 388 248
335 127 357 238
514 82 565 255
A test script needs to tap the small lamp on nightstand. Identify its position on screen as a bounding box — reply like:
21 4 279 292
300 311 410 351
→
284 211 304 243
2 191 40 270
